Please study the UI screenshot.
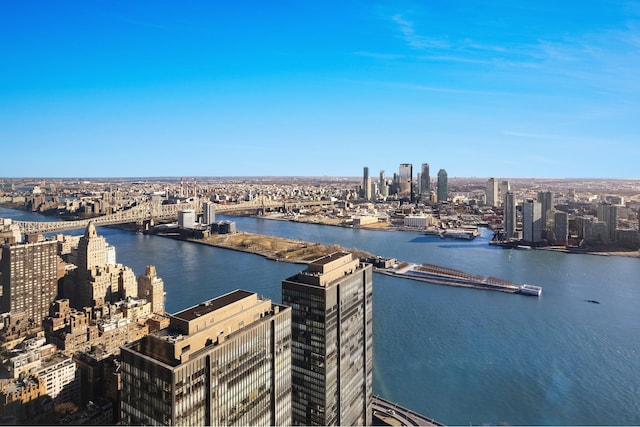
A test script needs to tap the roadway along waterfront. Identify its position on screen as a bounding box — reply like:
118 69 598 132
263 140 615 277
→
2 207 640 426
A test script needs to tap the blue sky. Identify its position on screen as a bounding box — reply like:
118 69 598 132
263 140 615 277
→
1 1 639 178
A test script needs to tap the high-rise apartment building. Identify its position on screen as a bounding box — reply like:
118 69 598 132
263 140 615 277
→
420 163 430 198
537 191 553 238
202 201 216 226
0 236 59 326
120 290 292 426
437 169 448 203
486 178 499 207
282 252 373 426
553 211 569 245
597 202 618 242
503 190 516 239
522 199 543 243
499 180 510 206
398 164 413 201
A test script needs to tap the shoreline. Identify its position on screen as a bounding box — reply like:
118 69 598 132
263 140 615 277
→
154 231 530 295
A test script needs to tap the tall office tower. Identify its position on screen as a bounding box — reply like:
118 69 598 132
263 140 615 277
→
77 222 107 280
379 170 388 197
420 163 430 198
486 178 499 207
398 163 413 201
362 167 372 200
554 211 569 245
282 252 373 426
522 199 543 243
416 172 422 195
121 290 291 426
537 191 553 238
503 190 516 239
437 169 448 203
0 237 59 326
137 265 165 314
202 201 216 226
597 202 618 242
499 180 511 206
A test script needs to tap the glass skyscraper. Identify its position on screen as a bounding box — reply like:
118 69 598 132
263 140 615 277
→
282 252 373 426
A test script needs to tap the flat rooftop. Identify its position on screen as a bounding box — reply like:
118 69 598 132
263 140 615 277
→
311 251 351 265
173 289 253 322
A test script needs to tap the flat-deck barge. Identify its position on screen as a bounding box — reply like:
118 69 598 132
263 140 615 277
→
376 262 541 296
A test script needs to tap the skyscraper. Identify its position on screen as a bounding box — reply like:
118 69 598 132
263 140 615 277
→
420 163 430 198
537 191 553 238
499 180 510 206
522 199 543 243
437 169 448 203
398 163 413 201
120 290 292 426
503 190 516 240
362 167 372 200
0 236 59 326
486 178 499 207
282 252 373 426
379 170 388 197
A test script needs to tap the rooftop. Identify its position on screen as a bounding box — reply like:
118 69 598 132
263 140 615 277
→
173 289 253 322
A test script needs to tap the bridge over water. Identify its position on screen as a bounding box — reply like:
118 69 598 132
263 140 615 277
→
8 196 333 235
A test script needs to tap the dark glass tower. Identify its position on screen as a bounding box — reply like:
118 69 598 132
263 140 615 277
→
282 252 373 426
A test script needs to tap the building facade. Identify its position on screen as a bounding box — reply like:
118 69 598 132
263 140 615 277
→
398 163 413 201
420 163 430 199
503 190 516 239
523 200 543 243
437 169 448 203
120 290 291 426
486 178 498 207
282 252 373 426
0 237 59 326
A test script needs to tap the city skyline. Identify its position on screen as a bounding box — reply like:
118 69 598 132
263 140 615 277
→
2 1 640 179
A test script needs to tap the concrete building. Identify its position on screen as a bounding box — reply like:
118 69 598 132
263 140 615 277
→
403 215 433 228
437 169 448 203
523 200 543 243
177 209 196 230
486 178 499 207
202 201 216 226
0 236 59 326
282 252 373 426
120 290 292 426
398 163 413 201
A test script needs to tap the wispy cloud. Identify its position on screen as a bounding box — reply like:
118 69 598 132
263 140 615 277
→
392 14 449 50
352 51 406 60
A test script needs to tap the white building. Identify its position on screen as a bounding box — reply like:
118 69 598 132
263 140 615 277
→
403 215 433 228
177 209 196 229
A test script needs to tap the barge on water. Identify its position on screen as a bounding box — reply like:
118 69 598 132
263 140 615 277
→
374 261 543 296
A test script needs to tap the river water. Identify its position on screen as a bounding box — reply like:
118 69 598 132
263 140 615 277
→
2 208 640 425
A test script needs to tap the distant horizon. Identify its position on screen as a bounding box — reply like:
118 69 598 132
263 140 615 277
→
1 175 639 181
2 1 639 178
